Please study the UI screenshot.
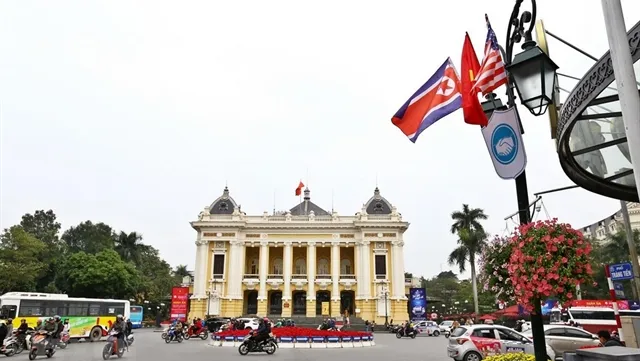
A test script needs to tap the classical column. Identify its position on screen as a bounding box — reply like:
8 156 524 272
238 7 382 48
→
193 237 208 298
360 240 371 299
331 241 340 300
283 241 293 301
354 242 362 299
258 241 269 301
227 241 238 298
306 242 316 301
229 240 245 299
391 240 406 299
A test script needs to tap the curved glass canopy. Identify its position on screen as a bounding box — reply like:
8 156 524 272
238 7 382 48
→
557 20 640 202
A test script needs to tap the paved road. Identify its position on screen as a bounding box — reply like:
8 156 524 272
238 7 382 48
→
33 329 451 361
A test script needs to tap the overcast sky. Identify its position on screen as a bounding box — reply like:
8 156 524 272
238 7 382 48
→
2 0 639 280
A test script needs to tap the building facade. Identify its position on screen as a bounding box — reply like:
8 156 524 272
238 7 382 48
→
580 202 640 242
188 186 410 323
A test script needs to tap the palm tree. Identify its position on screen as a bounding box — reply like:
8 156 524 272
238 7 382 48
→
114 231 150 265
448 228 487 316
173 265 190 278
602 229 640 264
450 204 488 234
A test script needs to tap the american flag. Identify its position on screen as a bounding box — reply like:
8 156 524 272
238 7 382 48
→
473 14 507 95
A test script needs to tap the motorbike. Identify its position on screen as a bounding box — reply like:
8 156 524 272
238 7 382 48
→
183 326 208 341
101 330 125 360
160 327 169 340
396 327 417 339
1 335 19 357
238 331 277 356
28 331 55 360
57 332 70 350
164 327 183 343
14 330 33 354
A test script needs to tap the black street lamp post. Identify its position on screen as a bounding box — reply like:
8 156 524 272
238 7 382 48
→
481 1 558 360
383 288 389 326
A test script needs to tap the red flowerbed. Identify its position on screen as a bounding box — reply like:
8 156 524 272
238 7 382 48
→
216 326 371 338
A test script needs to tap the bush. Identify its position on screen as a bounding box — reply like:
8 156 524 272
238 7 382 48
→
483 354 535 361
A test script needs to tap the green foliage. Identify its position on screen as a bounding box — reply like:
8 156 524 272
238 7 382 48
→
61 221 115 254
419 272 496 314
2 209 181 305
55 249 139 299
0 226 47 293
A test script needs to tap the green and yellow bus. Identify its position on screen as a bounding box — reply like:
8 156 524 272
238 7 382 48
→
0 292 130 341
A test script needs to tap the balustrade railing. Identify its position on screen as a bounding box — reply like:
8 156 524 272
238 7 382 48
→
316 274 331 279
243 273 259 279
292 274 307 279
267 274 284 279
339 274 356 279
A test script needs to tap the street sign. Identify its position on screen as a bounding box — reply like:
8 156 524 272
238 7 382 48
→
614 282 625 299
610 262 634 281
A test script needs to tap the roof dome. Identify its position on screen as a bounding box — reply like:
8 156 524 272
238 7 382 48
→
364 187 393 215
208 186 238 215
289 187 330 216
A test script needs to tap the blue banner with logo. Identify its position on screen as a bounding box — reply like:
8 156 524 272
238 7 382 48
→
409 288 427 322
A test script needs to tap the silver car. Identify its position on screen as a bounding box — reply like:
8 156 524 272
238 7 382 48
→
447 324 556 361
522 325 600 358
440 320 454 332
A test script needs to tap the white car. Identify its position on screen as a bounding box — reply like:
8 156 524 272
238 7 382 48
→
415 320 441 336
238 317 260 330
440 320 454 332
447 324 555 361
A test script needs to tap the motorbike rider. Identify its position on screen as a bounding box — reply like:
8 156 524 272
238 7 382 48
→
174 319 184 339
125 318 133 336
403 320 414 336
108 315 126 350
5 319 13 336
0 321 7 353
42 318 57 350
53 316 64 345
15 320 29 349
251 317 271 349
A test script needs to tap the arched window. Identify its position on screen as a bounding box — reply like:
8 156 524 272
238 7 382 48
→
294 259 306 274
248 258 258 274
317 259 329 275
340 259 352 274
272 258 283 274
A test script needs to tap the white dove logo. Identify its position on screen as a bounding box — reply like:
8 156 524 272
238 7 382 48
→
495 136 515 157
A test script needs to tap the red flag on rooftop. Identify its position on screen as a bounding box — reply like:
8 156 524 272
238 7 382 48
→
461 32 489 127
295 181 305 196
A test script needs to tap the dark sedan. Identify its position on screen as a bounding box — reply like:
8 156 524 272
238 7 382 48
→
205 317 230 333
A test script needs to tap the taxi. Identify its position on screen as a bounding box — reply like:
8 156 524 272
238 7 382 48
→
415 320 441 336
447 324 555 361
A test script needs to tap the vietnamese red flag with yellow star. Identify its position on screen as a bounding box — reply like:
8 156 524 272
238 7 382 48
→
461 32 489 127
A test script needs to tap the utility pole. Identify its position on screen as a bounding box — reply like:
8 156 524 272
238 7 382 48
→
619 200 640 300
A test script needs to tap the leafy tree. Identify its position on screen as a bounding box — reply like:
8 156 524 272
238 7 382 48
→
115 231 151 265
19 210 61 247
135 247 176 303
61 221 116 254
55 249 139 299
436 271 457 279
19 210 63 290
0 226 47 293
450 204 488 234
448 228 487 316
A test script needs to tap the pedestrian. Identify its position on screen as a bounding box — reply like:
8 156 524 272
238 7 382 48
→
598 330 624 347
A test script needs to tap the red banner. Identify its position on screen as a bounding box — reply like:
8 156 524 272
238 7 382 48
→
571 299 629 310
170 287 190 322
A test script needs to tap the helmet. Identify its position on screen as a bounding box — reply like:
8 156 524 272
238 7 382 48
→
53 315 61 321
263 317 270 323
116 314 123 320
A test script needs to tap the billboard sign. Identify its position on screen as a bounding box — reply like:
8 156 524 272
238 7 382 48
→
609 262 634 281
170 286 190 322
409 288 427 322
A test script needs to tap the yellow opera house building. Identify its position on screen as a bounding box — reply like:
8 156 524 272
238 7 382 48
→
188 186 410 324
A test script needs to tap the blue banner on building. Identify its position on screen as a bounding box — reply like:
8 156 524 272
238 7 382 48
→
409 288 427 322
